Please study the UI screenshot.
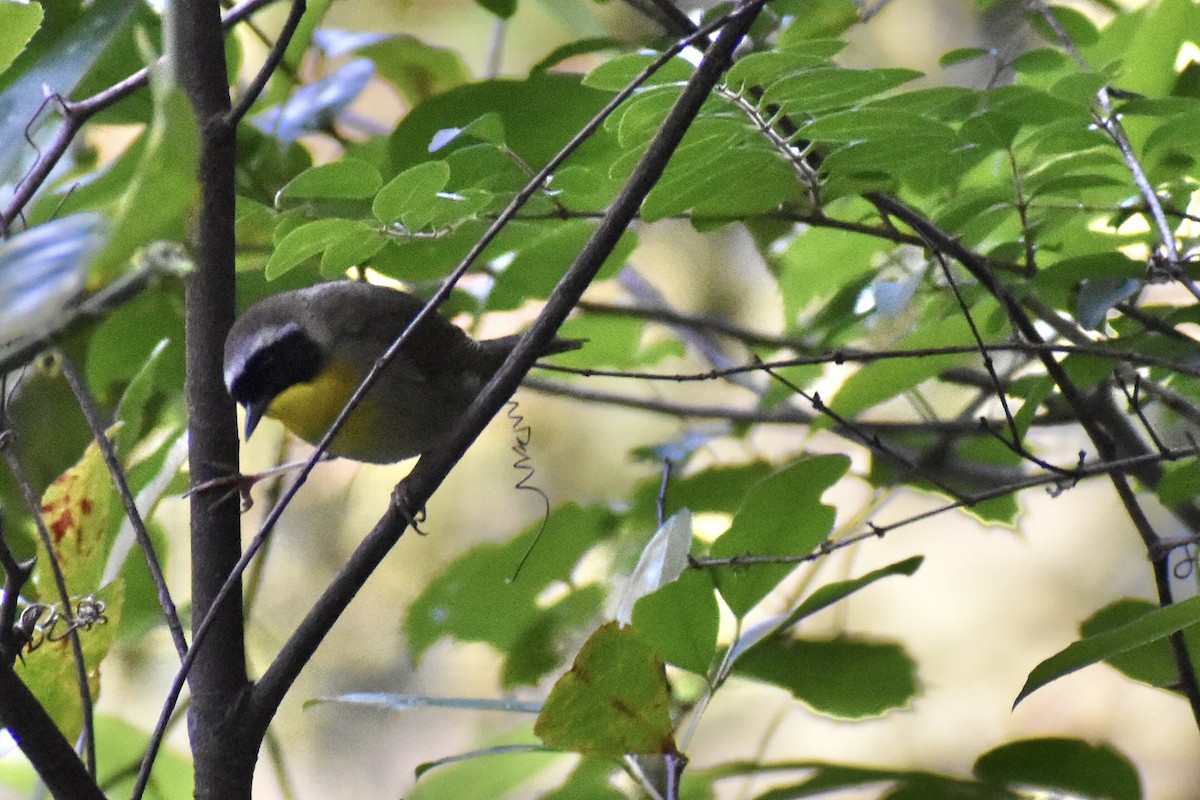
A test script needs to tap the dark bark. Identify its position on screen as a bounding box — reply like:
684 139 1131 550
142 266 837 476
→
171 1 252 797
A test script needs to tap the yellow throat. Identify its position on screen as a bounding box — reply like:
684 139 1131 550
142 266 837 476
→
264 360 382 453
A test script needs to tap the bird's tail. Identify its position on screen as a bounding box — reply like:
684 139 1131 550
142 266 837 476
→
484 333 585 359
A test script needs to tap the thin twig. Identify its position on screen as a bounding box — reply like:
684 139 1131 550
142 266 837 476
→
523 376 1074 442
0 514 35 662
56 352 188 659
537 341 1200 382
226 0 306 127
0 428 96 774
1116 374 1170 455
0 660 105 799
763 364 970 500
691 443 1199 569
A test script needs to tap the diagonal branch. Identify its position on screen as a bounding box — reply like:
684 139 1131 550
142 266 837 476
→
226 0 306 127
56 352 188 659
244 0 768 738
0 432 97 774
0 659 105 800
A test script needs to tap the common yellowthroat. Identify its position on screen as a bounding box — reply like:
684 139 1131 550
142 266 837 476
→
223 280 581 463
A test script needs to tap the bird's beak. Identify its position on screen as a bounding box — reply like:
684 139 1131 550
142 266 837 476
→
243 401 267 440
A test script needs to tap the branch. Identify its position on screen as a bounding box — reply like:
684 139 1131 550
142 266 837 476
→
0 433 97 774
226 0 306 127
0 660 105 800
691 444 1199 569
131 1 250 799
244 0 767 738
0 514 34 663
56 353 188 659
873 191 1200 728
535 342 1200 382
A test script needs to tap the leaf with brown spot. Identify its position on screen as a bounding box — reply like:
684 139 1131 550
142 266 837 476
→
34 428 117 600
535 621 677 757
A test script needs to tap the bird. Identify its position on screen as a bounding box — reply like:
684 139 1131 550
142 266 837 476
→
223 280 581 463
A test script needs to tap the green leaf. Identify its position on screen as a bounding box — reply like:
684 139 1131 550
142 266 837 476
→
611 84 684 145
406 504 617 659
319 226 387 277
614 510 695 624
35 436 114 598
89 71 198 282
801 108 947 142
532 37 622 75
1096 0 1193 96
535 622 678 757
474 0 516 18
91 714 193 797
388 74 617 178
1009 47 1070 75
760 67 924 116
864 86 979 119
1028 6 1099 49
624 463 776 539
779 220 889 323
632 569 720 674
550 313 655 370
373 159 452 225
488 220 634 310
540 757 626 800
725 45 841 90
430 112 506 151
710 455 850 617
733 635 918 718
502 587 607 689
265 218 371 279
86 283 185 410
1080 598 1200 688
582 53 694 92
277 158 383 202
18 582 123 743
974 738 1140 800
0 1 43 75
775 0 859 42
778 556 924 630
939 47 990 67
1157 459 1200 506
708 763 996 800
824 315 974 422
639 123 796 220
112 339 170 457
1015 594 1200 707
410 737 559 800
